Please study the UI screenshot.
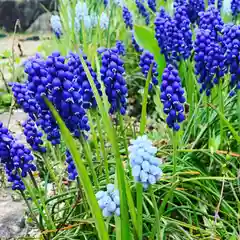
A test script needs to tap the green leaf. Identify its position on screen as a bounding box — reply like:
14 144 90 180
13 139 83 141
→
134 25 166 78
44 97 109 240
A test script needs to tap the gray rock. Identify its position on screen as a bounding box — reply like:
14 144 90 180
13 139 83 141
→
0 225 11 238
17 216 26 229
9 225 21 234
0 189 25 239
0 0 55 32
26 13 51 33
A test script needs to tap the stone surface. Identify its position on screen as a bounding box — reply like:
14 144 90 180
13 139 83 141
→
0 189 25 239
0 0 54 32
26 13 51 33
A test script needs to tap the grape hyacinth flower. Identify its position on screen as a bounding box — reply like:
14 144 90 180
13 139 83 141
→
75 2 88 21
74 2 91 32
96 184 120 217
100 49 128 115
155 7 190 63
65 150 78 180
0 123 23 191
231 0 240 18
128 135 163 189
22 118 46 153
10 82 38 119
174 0 186 6
188 0 205 24
45 52 90 138
24 53 61 145
100 12 109 30
83 15 92 30
50 15 62 39
148 0 156 12
0 122 13 165
223 24 240 96
122 6 133 30
174 4 193 60
154 8 171 60
131 32 143 53
194 29 226 96
104 0 108 7
139 51 158 90
0 122 36 191
136 0 150 25
198 5 224 41
208 0 215 5
217 0 223 10
9 142 36 178
90 13 98 28
115 40 126 56
67 52 102 109
160 65 186 131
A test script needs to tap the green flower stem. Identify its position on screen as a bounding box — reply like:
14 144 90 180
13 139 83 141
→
96 112 109 183
107 3 113 48
28 171 39 191
118 113 129 157
136 183 143 240
80 135 99 189
149 186 160 240
172 131 178 176
219 78 224 146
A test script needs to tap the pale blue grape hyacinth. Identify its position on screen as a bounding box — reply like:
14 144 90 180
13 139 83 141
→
100 12 109 30
96 184 120 217
91 13 98 27
75 2 88 20
74 2 89 31
83 15 92 29
50 15 62 39
129 135 163 189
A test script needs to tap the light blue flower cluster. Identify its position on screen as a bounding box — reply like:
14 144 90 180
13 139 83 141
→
96 184 120 217
100 12 109 30
74 2 98 31
128 135 163 189
50 15 62 39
